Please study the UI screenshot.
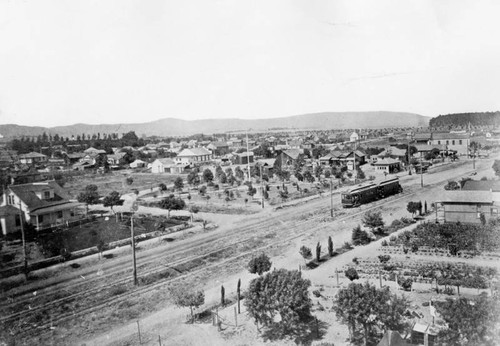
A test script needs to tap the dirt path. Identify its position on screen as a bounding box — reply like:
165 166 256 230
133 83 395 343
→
79 158 496 345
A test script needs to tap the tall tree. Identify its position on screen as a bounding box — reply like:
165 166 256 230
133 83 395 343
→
245 269 312 338
362 211 384 234
77 185 100 214
174 177 184 191
159 194 186 218
436 295 500 346
169 285 205 324
202 168 214 183
102 191 123 214
333 282 410 346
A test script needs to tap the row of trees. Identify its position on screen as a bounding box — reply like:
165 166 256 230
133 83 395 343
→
10 131 146 155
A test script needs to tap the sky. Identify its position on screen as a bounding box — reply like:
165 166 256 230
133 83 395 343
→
0 0 500 127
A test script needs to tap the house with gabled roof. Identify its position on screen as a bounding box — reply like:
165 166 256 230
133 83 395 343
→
206 141 230 156
430 133 470 155
232 152 254 165
0 181 83 234
435 190 498 224
175 147 212 165
275 149 303 170
18 152 47 165
373 158 402 174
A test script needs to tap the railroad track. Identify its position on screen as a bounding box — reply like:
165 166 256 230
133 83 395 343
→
1 161 485 343
0 199 331 333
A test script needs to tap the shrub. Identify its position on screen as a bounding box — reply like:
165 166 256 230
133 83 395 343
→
352 225 371 246
378 255 391 263
443 287 455 295
312 290 322 298
248 253 272 275
398 278 413 291
381 240 388 246
342 241 353 250
345 267 359 281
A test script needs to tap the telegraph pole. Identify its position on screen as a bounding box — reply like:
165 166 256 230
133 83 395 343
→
18 202 28 279
260 165 264 209
420 151 424 187
330 176 333 217
130 196 139 285
130 215 137 285
407 134 412 175
353 140 357 183
246 132 251 182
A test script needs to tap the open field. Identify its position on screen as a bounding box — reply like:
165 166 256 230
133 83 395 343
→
62 170 183 198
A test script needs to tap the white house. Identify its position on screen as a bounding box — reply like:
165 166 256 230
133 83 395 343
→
129 159 146 168
350 132 359 142
176 148 212 164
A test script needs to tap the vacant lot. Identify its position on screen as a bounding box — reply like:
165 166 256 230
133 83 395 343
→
36 215 180 258
63 170 183 198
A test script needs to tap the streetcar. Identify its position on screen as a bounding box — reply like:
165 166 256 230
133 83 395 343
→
341 177 402 207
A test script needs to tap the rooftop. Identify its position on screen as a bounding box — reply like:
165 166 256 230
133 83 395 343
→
437 190 493 203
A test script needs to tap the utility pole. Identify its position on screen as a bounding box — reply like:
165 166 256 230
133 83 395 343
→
353 140 357 183
420 151 424 187
246 132 251 182
407 134 412 175
18 201 28 279
472 142 476 170
260 165 264 209
131 215 137 285
329 176 333 217
130 197 139 285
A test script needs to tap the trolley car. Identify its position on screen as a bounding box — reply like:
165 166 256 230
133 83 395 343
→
341 177 402 207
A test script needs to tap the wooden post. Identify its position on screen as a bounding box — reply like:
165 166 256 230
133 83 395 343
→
336 268 339 286
158 335 162 346
237 279 241 314
131 216 138 285
18 202 28 279
379 270 382 288
137 320 142 344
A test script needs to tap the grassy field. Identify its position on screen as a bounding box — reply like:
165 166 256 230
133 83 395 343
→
63 170 183 198
36 215 180 257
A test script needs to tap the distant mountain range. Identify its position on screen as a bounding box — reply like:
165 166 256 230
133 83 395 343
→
0 111 430 138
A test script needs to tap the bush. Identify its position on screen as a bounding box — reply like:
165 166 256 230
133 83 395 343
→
345 267 359 281
381 240 388 246
398 277 413 291
443 286 455 295
312 290 322 298
352 225 371 246
378 255 391 263
342 241 353 250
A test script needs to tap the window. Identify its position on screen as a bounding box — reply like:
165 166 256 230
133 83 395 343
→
7 195 14 205
446 140 449 145
459 140 462 145
57 211 63 218
44 191 50 199
39 215 44 223
452 140 455 145
437 141 441 145
15 215 21 226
